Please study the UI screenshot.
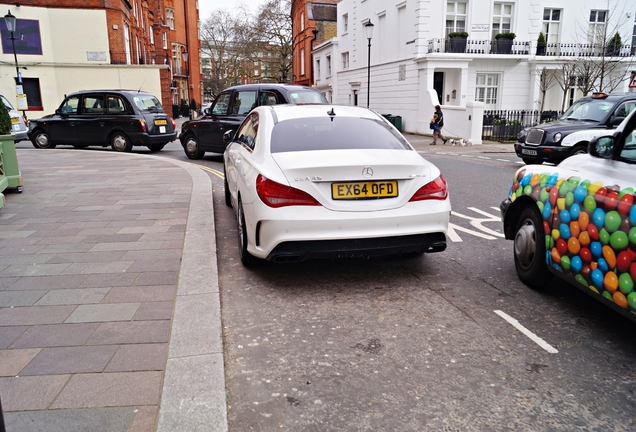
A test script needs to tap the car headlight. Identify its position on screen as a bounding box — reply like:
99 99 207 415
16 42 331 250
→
553 132 562 143
517 128 528 142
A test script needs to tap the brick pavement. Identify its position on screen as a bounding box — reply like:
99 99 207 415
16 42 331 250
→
0 149 226 432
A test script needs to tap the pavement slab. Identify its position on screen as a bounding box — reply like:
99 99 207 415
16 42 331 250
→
0 305 77 326
0 347 41 376
34 288 110 306
4 274 88 291
101 285 176 303
0 326 27 349
0 375 71 410
132 301 173 321
4 407 137 432
86 320 170 345
64 303 141 323
19 345 118 375
105 343 169 372
9 323 100 349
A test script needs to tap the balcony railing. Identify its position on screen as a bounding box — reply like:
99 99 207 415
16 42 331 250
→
427 38 635 57
482 110 563 142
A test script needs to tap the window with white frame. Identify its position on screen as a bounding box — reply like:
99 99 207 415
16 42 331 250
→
343 14 348 33
492 3 513 39
326 55 331 76
542 8 561 45
300 48 305 75
315 59 320 80
341 52 349 70
446 2 467 37
162 32 167 49
475 73 499 109
301 11 305 31
149 26 154 44
172 44 182 75
167 9 175 30
588 10 607 46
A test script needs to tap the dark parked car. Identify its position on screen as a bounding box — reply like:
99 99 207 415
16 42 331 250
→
179 84 328 159
27 90 176 152
1 94 28 143
515 92 636 165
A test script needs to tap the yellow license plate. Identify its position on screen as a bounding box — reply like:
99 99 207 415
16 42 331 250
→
11 117 19 123
154 119 167 125
332 181 398 200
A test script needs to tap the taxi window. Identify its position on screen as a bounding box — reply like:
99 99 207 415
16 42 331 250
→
107 96 127 114
287 90 328 104
60 96 80 114
614 101 636 119
620 126 636 162
235 112 259 150
132 95 163 113
561 99 615 122
82 95 105 114
259 91 280 106
232 91 257 115
212 93 231 116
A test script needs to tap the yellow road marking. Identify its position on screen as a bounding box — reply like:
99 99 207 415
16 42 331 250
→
191 163 224 179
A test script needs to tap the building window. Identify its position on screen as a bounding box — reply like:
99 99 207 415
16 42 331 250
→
172 44 182 75
446 2 467 37
343 13 348 33
341 52 349 70
542 8 561 45
632 13 636 48
300 11 305 31
492 3 513 39
166 9 175 30
162 32 168 49
315 58 320 80
149 26 154 44
124 22 131 64
326 55 331 76
300 48 305 75
1 19 43 55
475 73 499 109
588 10 607 46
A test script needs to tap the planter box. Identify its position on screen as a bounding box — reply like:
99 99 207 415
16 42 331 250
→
605 44 621 56
449 36 467 53
536 45 546 56
0 134 23 209
496 38 513 54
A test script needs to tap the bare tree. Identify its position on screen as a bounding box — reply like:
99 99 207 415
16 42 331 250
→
554 61 579 111
252 0 293 83
536 67 557 111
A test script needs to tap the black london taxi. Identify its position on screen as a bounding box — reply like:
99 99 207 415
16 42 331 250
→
27 90 176 152
179 83 327 159
515 92 636 165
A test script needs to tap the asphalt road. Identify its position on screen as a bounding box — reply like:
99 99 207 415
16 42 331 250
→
15 137 636 431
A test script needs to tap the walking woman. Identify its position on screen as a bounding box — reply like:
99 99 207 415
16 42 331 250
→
431 105 447 145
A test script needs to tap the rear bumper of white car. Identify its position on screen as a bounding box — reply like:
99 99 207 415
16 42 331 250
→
243 200 451 262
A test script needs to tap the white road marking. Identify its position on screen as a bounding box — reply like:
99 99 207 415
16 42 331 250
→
448 223 496 240
516 161 525 164
494 310 559 354
496 159 510 162
477 156 491 159
446 225 464 242
452 208 505 238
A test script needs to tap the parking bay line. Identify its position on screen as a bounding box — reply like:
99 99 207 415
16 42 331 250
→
494 310 558 354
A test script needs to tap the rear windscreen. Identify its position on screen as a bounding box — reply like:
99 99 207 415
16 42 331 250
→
270 116 412 153
132 95 165 113
287 90 329 104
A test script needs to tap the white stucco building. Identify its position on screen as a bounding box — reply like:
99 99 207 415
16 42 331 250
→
312 0 636 141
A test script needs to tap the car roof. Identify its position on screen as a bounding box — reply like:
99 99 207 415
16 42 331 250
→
223 83 319 92
266 104 379 122
65 90 157 97
578 93 636 102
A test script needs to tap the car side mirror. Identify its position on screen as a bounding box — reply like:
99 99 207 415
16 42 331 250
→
611 116 625 126
588 136 615 159
204 108 211 115
223 129 235 144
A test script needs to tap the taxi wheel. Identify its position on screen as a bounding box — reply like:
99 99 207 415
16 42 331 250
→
237 199 257 266
522 158 542 165
32 130 56 149
224 168 232 208
184 135 204 159
110 132 132 152
147 144 165 152
514 206 553 288
569 145 587 157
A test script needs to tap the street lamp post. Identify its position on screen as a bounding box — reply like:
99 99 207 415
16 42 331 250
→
182 49 190 119
4 10 26 120
364 21 374 108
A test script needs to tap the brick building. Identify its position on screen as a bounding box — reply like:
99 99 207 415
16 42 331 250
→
291 0 337 87
0 0 201 117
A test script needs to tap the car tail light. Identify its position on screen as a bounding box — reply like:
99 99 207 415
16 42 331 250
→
409 174 448 202
21 117 28 127
139 119 146 132
256 174 321 208
170 118 176 129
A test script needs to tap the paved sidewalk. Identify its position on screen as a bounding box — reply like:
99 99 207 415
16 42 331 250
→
0 149 226 431
403 132 516 154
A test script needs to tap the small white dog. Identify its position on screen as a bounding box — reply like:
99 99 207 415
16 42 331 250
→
449 138 473 146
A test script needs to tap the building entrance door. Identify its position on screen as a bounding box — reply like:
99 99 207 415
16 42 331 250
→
434 72 444 105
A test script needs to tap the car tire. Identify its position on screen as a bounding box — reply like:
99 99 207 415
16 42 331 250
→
568 144 587 157
224 167 232 208
32 130 56 149
184 135 204 159
146 144 165 152
72 144 87 149
110 132 132 152
237 199 257 266
513 205 553 289
522 158 543 165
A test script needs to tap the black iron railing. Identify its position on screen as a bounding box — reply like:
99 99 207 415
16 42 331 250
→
482 110 562 142
428 39 635 57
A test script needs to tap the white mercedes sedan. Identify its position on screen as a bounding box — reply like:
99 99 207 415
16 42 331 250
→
222 104 451 266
